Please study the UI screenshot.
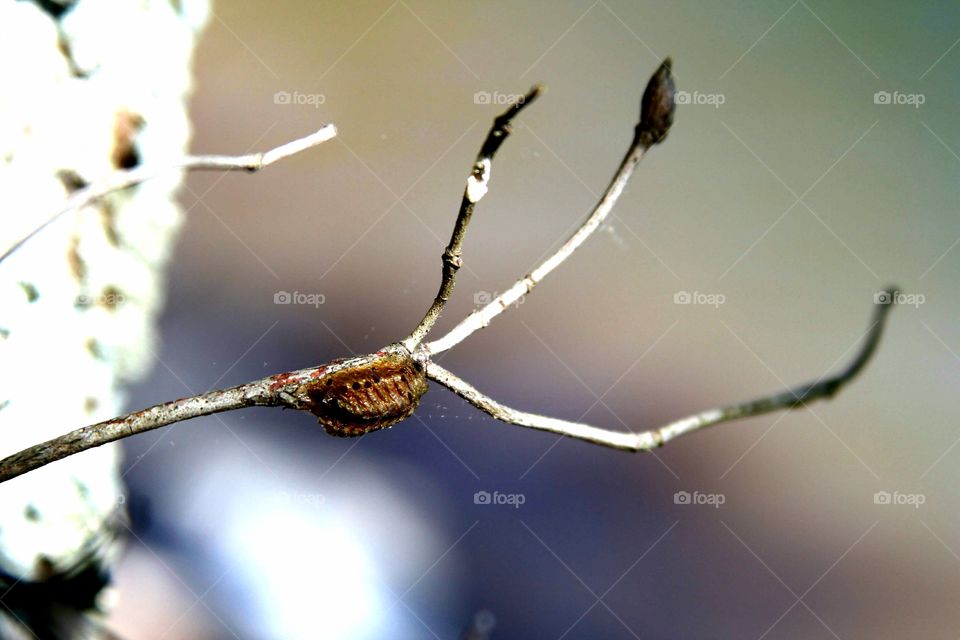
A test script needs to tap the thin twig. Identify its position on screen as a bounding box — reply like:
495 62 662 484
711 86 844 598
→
0 124 338 264
423 60 675 356
0 59 897 485
403 86 543 351
427 292 895 451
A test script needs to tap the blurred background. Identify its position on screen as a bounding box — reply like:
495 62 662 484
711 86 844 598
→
107 1 959 637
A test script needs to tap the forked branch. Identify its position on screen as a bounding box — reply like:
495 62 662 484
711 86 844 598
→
403 85 543 351
424 59 675 356
0 59 896 485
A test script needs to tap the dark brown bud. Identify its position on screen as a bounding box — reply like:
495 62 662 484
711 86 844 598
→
637 57 676 148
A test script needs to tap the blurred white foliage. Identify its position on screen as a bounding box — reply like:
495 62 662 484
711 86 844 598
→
0 0 208 612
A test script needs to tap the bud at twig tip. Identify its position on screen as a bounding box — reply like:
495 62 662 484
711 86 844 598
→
637 57 676 148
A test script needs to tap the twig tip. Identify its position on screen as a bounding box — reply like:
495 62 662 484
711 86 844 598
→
874 284 902 312
637 56 676 148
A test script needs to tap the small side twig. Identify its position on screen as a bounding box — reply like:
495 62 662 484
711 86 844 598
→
403 86 543 351
0 124 338 264
427 293 895 450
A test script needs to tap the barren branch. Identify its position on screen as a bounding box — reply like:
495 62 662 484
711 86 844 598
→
0 124 338 264
403 86 543 351
0 59 897 486
424 60 675 356
428 292 895 451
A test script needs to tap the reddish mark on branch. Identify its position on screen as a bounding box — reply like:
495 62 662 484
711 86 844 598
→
269 371 300 391
269 365 330 390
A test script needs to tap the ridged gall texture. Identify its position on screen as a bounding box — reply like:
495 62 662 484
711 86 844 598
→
300 351 428 437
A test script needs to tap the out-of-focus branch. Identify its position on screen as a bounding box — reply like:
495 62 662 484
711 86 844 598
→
0 124 338 264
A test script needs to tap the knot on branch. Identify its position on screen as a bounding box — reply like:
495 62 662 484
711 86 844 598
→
521 274 536 294
443 248 463 269
247 152 265 171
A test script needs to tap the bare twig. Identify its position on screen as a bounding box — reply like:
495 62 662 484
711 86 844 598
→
0 124 338 264
427 292 895 451
403 86 543 351
424 60 675 356
0 59 897 485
